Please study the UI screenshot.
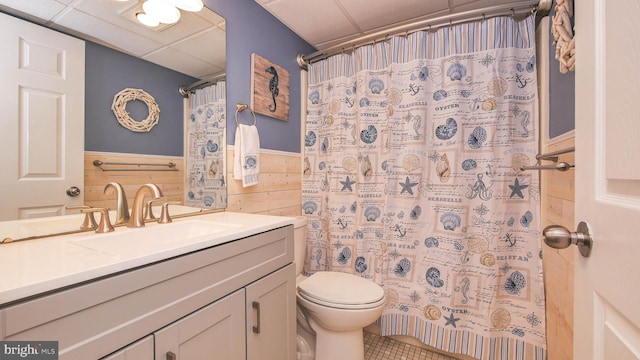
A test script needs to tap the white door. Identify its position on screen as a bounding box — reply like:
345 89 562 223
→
0 12 85 220
574 0 640 359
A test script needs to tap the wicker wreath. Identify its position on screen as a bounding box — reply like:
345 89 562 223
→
111 88 160 132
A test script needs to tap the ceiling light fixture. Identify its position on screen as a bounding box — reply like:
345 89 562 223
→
141 0 181 25
136 12 160 27
136 0 204 27
167 0 204 12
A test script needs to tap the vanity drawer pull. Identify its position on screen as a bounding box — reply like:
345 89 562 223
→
252 301 261 333
166 351 177 360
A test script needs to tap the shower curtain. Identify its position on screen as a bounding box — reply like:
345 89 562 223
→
302 15 545 360
185 82 227 209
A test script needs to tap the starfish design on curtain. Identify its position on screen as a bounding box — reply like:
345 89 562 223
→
444 312 460 328
399 177 419 195
509 178 529 199
340 176 356 192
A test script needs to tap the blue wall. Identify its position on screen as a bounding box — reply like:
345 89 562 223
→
206 0 316 153
547 1 575 138
85 42 197 156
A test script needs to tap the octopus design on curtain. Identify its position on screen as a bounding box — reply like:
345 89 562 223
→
302 15 545 360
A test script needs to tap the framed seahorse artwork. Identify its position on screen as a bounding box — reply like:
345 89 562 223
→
251 53 290 121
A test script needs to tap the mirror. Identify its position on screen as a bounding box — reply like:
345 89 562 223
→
0 1 226 239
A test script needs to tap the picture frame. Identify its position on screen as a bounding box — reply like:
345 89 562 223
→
251 53 290 121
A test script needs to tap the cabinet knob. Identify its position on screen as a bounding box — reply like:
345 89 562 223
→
166 351 177 360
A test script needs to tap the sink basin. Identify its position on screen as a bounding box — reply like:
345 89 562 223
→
0 215 87 241
70 220 231 256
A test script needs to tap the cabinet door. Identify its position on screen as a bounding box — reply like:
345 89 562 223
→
101 335 154 360
154 289 246 360
246 264 296 360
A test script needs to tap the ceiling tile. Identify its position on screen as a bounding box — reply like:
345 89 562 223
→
54 9 162 57
262 0 359 47
0 0 226 79
196 6 225 25
170 27 226 66
143 46 223 79
338 0 450 32
0 0 66 22
74 1 214 46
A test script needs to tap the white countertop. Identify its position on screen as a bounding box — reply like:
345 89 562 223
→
0 212 294 306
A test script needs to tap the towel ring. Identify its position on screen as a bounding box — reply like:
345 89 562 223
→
235 103 257 126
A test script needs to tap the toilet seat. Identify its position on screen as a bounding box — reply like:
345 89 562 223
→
297 271 385 310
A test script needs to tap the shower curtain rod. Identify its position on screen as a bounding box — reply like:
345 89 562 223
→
297 0 552 68
179 73 226 97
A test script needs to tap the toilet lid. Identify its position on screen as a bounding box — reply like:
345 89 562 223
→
297 271 384 306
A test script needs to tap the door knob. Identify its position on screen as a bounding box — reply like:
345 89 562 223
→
66 186 81 197
542 221 593 257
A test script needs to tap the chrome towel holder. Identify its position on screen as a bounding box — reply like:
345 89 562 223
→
235 103 257 126
520 147 575 172
93 160 178 172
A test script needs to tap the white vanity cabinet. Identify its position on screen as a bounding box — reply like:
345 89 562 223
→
0 224 295 360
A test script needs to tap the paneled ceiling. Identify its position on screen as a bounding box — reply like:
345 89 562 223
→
0 0 226 80
255 0 541 50
0 0 539 79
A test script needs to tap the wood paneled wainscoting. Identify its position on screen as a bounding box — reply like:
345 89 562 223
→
226 148 302 217
84 152 184 209
84 150 303 218
541 136 575 360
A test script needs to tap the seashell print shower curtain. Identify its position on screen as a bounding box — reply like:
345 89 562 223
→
185 82 227 209
302 15 545 360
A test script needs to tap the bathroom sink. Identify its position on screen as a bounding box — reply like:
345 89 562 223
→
70 219 232 256
0 214 88 241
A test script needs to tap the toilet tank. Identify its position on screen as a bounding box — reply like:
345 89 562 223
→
293 216 308 275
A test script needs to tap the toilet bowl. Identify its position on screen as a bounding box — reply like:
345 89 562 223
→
293 216 385 360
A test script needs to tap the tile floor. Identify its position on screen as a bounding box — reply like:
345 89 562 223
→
363 331 459 360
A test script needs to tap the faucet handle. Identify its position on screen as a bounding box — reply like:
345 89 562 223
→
81 208 114 233
158 201 181 224
144 198 166 220
66 205 98 230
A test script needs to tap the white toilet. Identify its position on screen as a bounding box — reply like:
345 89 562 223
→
293 217 385 360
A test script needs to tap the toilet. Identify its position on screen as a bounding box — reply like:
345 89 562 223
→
293 216 385 360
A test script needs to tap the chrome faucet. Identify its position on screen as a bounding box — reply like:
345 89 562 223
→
128 184 164 228
104 182 130 225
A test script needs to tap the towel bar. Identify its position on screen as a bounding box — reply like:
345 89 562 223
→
93 160 178 172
